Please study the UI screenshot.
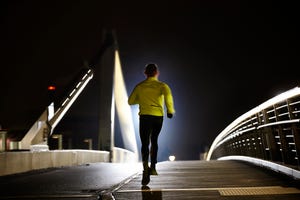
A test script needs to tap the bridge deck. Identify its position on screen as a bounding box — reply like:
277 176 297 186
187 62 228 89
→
112 160 300 200
1 160 300 199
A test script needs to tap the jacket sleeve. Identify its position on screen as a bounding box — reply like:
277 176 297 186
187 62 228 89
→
163 84 175 114
128 86 139 105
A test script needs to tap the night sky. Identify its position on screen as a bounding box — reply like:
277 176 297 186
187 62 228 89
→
0 1 299 160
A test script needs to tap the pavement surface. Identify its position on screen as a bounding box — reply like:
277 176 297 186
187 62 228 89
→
0 162 141 200
1 160 300 199
112 160 300 200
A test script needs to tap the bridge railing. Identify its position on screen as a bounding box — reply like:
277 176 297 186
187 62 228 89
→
207 87 300 174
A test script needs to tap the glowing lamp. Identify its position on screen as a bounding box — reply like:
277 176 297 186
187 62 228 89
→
48 85 56 91
169 155 176 161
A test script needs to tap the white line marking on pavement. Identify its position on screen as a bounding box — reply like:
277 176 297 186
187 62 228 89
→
117 186 300 196
0 194 97 199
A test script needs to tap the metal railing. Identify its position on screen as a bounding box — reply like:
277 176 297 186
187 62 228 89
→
207 87 300 172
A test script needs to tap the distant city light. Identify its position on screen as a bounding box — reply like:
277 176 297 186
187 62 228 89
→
169 155 176 161
48 85 56 91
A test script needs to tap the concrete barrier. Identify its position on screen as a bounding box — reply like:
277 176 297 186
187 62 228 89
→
0 150 110 176
112 147 138 163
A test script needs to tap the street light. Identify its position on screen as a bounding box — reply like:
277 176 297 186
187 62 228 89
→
169 155 176 161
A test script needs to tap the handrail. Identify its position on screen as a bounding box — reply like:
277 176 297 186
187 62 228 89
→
49 68 93 130
19 68 93 150
207 87 300 173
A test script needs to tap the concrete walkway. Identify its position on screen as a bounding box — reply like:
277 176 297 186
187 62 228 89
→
112 160 300 200
0 162 140 200
1 160 300 199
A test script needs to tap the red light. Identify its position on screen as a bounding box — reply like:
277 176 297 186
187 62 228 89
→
48 85 56 91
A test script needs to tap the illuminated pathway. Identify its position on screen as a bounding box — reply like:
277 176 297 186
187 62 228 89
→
111 160 300 200
2 160 298 199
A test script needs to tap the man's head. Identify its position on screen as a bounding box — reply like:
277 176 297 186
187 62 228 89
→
144 63 159 77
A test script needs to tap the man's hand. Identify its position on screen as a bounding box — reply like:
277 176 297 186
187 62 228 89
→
167 113 173 118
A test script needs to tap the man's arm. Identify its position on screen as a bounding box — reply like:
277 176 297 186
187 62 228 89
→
163 84 175 115
128 86 139 105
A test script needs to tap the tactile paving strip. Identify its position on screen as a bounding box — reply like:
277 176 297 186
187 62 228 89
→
219 186 300 196
117 186 300 196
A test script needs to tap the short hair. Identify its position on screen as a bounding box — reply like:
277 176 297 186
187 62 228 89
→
144 63 158 77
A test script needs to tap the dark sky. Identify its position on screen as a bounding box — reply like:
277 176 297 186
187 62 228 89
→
0 1 299 160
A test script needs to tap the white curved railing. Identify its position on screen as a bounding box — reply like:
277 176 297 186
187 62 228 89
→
207 87 300 177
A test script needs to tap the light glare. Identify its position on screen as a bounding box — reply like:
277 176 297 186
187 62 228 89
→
169 155 176 161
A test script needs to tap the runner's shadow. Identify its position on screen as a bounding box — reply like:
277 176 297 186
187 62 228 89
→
141 186 162 200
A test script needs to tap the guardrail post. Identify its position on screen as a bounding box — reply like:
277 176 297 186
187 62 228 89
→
287 98 300 168
276 125 290 164
253 133 262 158
264 127 281 162
291 124 300 169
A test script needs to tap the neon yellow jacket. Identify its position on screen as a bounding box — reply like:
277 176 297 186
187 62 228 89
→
128 77 175 116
